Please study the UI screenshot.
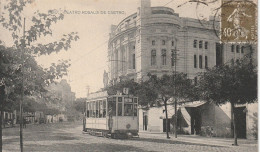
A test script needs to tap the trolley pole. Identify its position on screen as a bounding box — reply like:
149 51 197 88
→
20 17 26 152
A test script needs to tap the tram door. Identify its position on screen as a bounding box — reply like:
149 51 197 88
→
143 112 148 131
108 97 116 131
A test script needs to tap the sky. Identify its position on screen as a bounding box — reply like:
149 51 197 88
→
2 0 254 98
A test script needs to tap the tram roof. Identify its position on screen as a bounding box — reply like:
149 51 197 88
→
86 91 137 102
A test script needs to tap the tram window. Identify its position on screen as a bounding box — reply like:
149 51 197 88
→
86 102 89 118
118 103 122 116
108 98 116 116
134 104 137 116
99 100 103 118
96 101 99 118
103 100 106 117
89 102 92 118
124 97 133 103
118 97 122 116
93 101 96 118
118 97 122 102
134 98 138 103
124 104 133 116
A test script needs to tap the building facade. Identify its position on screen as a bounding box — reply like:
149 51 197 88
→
106 0 257 139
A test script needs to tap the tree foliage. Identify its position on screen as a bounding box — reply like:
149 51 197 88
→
198 56 257 105
0 0 79 110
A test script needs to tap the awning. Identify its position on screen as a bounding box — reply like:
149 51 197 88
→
183 101 207 108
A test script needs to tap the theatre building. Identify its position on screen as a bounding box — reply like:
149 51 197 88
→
106 0 257 139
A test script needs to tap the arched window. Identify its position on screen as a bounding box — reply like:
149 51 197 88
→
132 53 135 69
236 45 240 53
194 55 197 68
231 59 234 65
199 41 203 48
193 40 197 48
151 50 156 66
152 40 155 45
205 56 208 69
199 55 203 69
231 45 234 52
171 50 175 66
241 46 244 53
162 40 166 45
205 41 208 49
161 49 167 65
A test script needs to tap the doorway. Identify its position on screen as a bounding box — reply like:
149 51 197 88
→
143 113 148 131
234 107 246 138
163 119 171 132
216 43 223 66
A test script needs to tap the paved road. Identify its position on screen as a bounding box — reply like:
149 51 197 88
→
2 122 257 152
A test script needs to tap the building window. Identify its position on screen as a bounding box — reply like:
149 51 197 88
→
231 45 234 52
151 50 156 66
194 77 198 85
194 55 197 68
241 46 244 53
133 54 135 69
171 50 175 66
193 40 197 48
133 45 135 50
236 45 240 53
231 59 234 65
161 49 167 65
199 41 203 49
205 41 208 49
199 55 202 69
162 40 166 45
152 40 155 45
172 41 174 46
205 56 208 69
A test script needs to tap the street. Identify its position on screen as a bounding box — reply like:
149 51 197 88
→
2 122 257 152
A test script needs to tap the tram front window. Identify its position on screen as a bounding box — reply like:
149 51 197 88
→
118 97 122 116
134 104 137 116
124 104 133 116
108 97 116 116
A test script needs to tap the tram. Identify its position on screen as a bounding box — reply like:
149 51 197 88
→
83 91 139 138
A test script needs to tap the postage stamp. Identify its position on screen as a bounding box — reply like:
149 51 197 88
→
221 0 257 43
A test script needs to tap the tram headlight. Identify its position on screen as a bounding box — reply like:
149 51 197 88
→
126 124 131 129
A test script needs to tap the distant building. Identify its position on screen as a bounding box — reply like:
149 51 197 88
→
106 0 257 139
47 79 76 112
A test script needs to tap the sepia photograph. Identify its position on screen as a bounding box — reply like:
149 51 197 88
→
0 0 258 151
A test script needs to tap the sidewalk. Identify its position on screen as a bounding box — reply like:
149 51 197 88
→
139 131 258 148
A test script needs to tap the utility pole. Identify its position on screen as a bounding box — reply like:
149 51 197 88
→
173 38 178 138
20 17 26 152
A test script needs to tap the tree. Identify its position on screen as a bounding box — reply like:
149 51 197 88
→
144 73 197 139
197 53 257 146
0 0 79 151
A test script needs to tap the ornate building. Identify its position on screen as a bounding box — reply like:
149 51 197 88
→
107 0 255 84
106 0 257 139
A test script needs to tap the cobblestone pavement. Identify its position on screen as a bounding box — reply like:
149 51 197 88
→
2 122 258 152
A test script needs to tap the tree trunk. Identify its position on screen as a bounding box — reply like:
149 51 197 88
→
0 85 5 152
0 110 2 152
164 100 170 139
231 102 238 146
174 98 177 138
